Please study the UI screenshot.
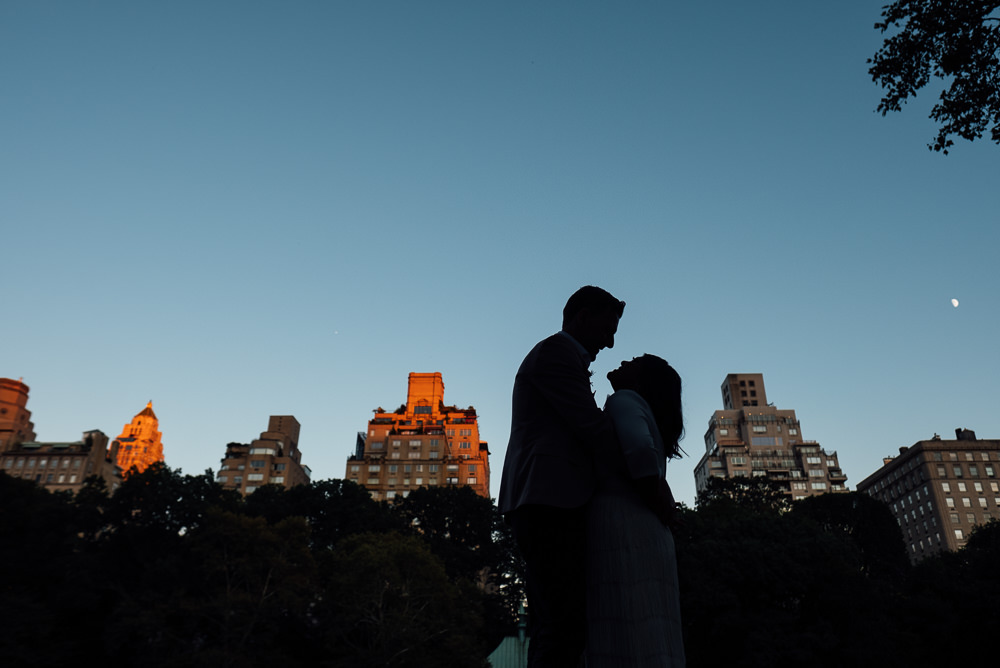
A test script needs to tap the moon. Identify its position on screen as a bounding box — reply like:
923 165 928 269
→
951 298 959 308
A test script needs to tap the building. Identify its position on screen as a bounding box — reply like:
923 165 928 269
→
856 428 1000 563
694 374 848 500
2 429 123 494
346 372 491 501
112 401 165 476
217 415 311 495
0 378 36 450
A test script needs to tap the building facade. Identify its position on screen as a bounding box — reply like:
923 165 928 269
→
217 415 311 495
856 429 1000 563
0 378 36 450
2 429 123 494
345 372 491 501
112 401 165 476
694 374 848 500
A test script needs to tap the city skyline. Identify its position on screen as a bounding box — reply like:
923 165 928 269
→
3 2 997 507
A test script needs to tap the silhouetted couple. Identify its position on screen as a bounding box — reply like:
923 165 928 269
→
499 286 685 668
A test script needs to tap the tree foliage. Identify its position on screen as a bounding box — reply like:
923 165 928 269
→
869 1 1000 152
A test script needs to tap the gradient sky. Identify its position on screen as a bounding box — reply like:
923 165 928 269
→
3 1 997 507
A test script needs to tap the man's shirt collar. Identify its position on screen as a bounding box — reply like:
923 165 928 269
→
558 330 593 365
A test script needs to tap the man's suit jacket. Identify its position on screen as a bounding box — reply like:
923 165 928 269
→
498 332 612 514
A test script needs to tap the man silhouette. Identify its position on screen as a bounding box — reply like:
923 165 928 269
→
498 286 625 667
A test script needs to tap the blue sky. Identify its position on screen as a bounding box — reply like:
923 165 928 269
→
3 1 997 506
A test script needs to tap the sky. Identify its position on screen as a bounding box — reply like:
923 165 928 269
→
3 1 998 507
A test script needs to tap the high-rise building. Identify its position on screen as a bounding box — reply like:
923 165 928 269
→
0 378 36 451
2 429 123 494
346 372 491 501
694 374 848 500
112 401 165 476
217 415 311 495
856 428 1000 563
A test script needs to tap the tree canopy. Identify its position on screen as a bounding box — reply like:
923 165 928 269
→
869 1 1000 153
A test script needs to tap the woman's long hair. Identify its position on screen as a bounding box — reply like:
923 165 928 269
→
634 355 685 459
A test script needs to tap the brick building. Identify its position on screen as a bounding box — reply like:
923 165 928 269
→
217 415 311 495
694 374 848 500
857 428 1000 562
346 373 490 501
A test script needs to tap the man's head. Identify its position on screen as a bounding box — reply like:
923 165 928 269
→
562 286 625 360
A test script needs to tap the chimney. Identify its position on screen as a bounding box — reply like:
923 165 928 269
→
955 428 977 441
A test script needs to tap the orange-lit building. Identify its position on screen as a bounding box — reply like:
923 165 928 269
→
2 430 123 494
346 373 491 501
112 401 165 475
217 415 311 495
0 378 36 451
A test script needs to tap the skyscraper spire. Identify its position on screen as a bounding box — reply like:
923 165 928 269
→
113 401 165 476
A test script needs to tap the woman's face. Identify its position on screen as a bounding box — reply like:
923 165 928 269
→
607 356 644 391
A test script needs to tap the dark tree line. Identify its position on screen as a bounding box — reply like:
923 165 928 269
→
0 465 521 668
2 469 1000 666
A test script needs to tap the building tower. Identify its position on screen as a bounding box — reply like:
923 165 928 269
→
693 374 848 500
346 372 491 501
0 378 37 451
113 401 165 475
857 428 1000 563
217 415 312 495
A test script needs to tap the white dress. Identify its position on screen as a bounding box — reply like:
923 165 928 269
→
585 390 685 667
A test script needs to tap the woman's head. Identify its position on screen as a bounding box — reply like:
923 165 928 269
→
608 354 684 458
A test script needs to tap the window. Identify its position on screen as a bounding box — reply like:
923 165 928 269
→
987 466 996 477
409 440 421 446
788 428 798 435
274 463 285 471
392 440 401 447
806 456 822 464
974 482 983 492
808 469 824 477
978 498 987 508
958 482 967 492
391 453 400 459
367 478 379 485
234 476 243 484
467 477 477 484
946 497 955 508
250 448 276 456
246 486 257 493
248 473 264 481
719 428 729 436
429 465 439 473
460 442 471 449
468 465 477 472
950 513 960 524
953 466 963 477
69 475 76 483
251 460 265 468
954 529 964 540
389 465 398 473
415 477 423 485
969 465 979 477
962 498 972 508
429 451 439 459
369 465 381 472
965 452 975 461
941 482 951 492
937 466 946 477
752 426 767 433
408 452 421 459
386 491 396 499
811 482 827 490
966 513 976 524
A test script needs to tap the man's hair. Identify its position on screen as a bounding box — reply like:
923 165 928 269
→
562 286 625 327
